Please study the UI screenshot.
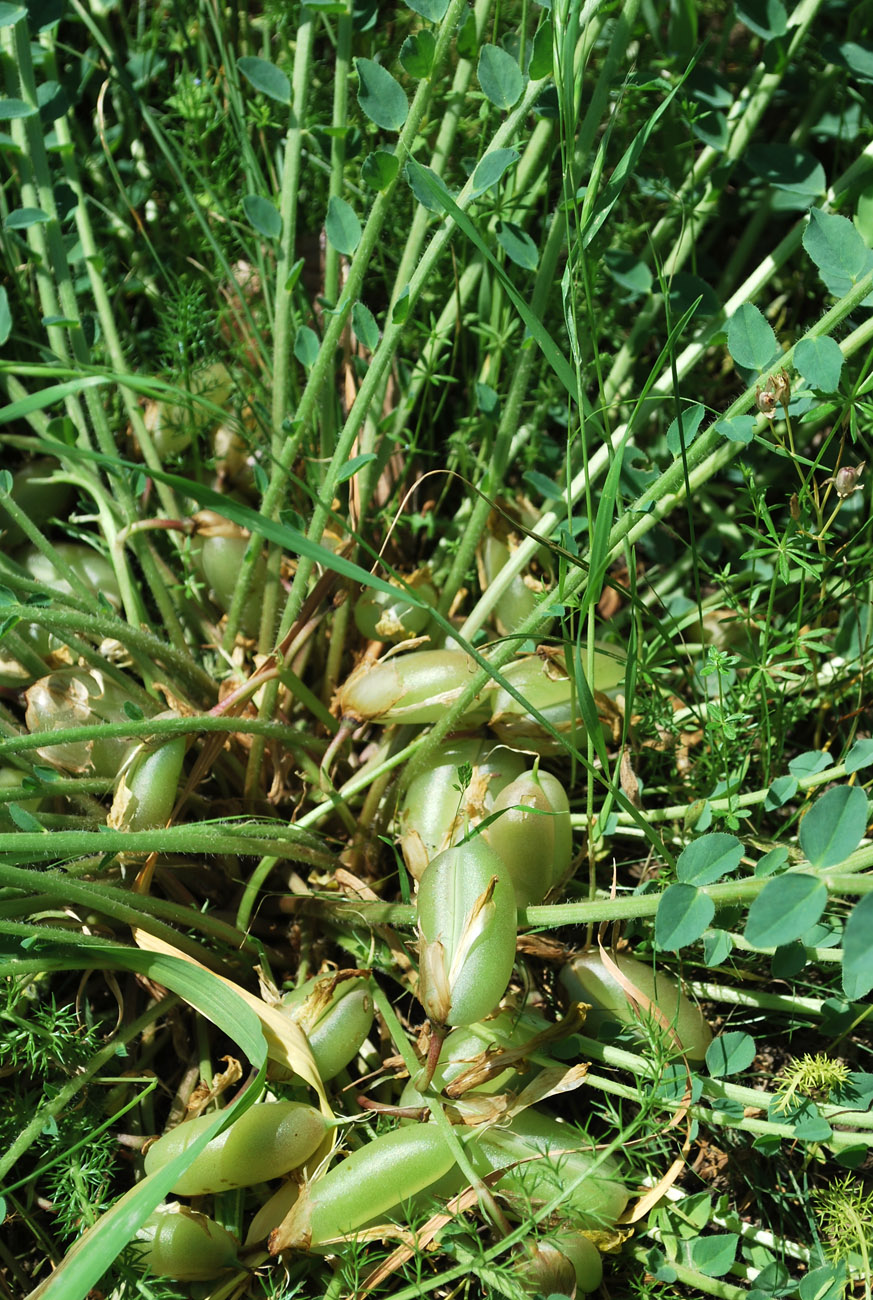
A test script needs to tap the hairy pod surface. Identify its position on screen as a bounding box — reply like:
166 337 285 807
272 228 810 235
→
483 769 571 906
281 971 374 1081
336 648 493 726
399 739 526 881
108 734 186 832
417 840 517 1027
269 1123 458 1252
143 1100 328 1195
134 1202 239 1280
559 950 713 1062
489 648 625 754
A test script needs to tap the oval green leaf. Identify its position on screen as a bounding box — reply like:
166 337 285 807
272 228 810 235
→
799 783 868 868
361 149 399 192
355 57 409 132
351 300 380 351
243 194 282 240
727 302 779 371
471 148 519 197
325 195 362 255
477 45 524 110
237 56 291 105
677 832 743 886
495 220 538 270
706 1030 756 1077
400 29 436 78
655 882 715 951
744 874 827 949
0 285 10 346
842 893 873 1000
794 336 844 393
666 402 705 455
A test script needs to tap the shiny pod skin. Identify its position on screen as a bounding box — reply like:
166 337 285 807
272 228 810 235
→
1 458 74 552
354 573 437 642
195 531 268 638
246 1178 300 1245
417 840 517 1027
270 1123 458 1252
20 542 122 607
517 1231 603 1295
477 533 539 635
469 1107 628 1229
335 649 493 727
107 735 186 832
483 769 572 906
134 1202 239 1280
559 950 713 1062
489 648 625 755
143 1100 328 1196
24 668 152 778
399 738 526 881
143 362 233 458
280 972 374 1081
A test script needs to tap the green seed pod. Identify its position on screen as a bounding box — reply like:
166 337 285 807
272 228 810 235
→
108 733 186 832
398 1006 553 1110
280 971 374 1081
471 1107 628 1229
245 1178 300 1245
477 533 540 635
517 1231 603 1295
483 769 571 907
336 649 493 727
144 1100 329 1196
21 542 122 607
134 1202 239 1281
489 648 625 755
144 363 234 458
269 1124 457 1252
1 458 74 552
190 512 269 637
354 572 437 642
24 668 153 777
417 840 517 1027
559 949 712 1062
0 766 43 826
399 739 526 881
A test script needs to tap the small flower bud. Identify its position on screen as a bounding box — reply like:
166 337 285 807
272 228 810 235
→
831 462 865 499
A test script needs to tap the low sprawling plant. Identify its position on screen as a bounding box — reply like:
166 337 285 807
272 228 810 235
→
1 0 871 1297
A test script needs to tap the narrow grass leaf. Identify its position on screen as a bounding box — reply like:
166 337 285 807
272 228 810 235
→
676 833 743 885
325 195 362 255
655 883 715 950
794 336 843 392
477 45 523 109
237 56 291 105
727 303 780 371
799 784 868 868
705 1031 756 1077
842 893 873 999
243 194 282 240
744 874 827 948
355 58 408 131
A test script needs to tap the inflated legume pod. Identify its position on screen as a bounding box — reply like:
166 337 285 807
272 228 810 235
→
143 1100 328 1196
1 458 74 552
269 1123 458 1252
107 734 186 832
143 362 233 458
468 1107 628 1228
134 1202 240 1280
280 971 374 1081
0 766 43 826
190 511 269 637
559 949 712 1062
517 1231 603 1295
245 1178 300 1245
354 572 437 642
399 739 526 881
24 668 153 777
335 648 493 727
488 648 625 755
477 533 540 635
417 840 517 1027
20 542 122 608
483 769 572 906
